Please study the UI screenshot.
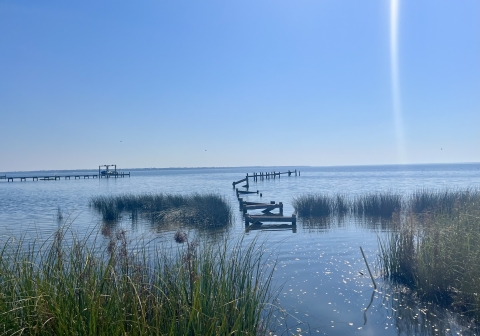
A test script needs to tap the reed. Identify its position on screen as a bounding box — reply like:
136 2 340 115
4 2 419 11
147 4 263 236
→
90 193 232 227
353 192 402 217
293 193 352 217
332 194 350 215
379 200 480 318
293 194 333 217
295 189 479 219
0 228 277 335
408 188 480 214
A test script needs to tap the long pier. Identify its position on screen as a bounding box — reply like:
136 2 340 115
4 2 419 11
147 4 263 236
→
1 172 130 182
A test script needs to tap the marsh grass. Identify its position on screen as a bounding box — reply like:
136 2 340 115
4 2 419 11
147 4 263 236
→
90 193 232 227
379 199 480 318
294 192 404 218
353 192 402 217
293 193 352 217
0 228 277 335
408 188 480 214
295 190 479 219
293 194 332 217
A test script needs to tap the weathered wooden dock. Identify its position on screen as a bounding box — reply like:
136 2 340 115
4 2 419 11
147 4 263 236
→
233 170 300 231
244 214 296 226
246 223 297 233
238 199 283 215
248 169 300 181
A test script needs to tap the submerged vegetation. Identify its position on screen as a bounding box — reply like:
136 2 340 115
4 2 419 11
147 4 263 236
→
90 193 232 227
379 190 480 319
0 228 276 335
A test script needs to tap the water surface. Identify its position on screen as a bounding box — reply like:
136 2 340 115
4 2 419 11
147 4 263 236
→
1 163 479 335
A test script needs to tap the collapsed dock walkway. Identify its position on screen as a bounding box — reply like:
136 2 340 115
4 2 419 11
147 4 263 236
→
232 169 300 231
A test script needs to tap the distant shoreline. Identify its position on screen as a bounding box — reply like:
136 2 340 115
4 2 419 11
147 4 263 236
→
1 162 479 175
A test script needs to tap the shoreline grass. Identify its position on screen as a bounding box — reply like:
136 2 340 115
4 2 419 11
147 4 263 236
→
353 192 402 217
379 198 480 319
293 193 351 217
408 188 480 214
294 188 480 219
0 228 277 335
90 193 232 227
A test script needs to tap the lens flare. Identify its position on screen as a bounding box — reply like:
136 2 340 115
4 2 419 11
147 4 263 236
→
390 0 407 163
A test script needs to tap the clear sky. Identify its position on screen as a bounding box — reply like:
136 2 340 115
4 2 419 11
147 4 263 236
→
1 0 479 171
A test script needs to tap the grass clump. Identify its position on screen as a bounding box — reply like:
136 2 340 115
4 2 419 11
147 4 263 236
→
293 194 333 217
379 199 480 319
293 194 351 217
90 193 232 227
353 192 402 217
0 228 277 335
408 188 480 214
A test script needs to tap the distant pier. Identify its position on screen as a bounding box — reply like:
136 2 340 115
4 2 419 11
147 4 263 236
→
2 172 130 182
1 164 130 182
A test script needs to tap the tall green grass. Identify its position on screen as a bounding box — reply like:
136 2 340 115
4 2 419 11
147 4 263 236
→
294 189 480 219
0 228 277 335
353 192 402 217
408 188 480 214
90 193 232 227
293 194 350 217
379 200 480 318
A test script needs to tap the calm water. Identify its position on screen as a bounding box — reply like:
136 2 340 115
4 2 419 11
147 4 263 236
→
1 163 480 335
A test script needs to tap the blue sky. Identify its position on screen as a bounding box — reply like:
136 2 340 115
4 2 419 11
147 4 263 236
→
1 0 479 171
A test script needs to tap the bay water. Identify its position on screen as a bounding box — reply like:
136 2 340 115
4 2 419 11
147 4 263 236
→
1 163 479 335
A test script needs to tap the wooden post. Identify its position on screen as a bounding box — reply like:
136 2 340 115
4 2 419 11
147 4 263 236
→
279 202 283 215
292 214 297 226
360 247 377 289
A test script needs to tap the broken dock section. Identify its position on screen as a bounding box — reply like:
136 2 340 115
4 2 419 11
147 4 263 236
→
233 170 300 231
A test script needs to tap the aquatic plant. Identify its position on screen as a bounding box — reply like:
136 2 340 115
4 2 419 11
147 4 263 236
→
332 194 350 215
0 228 277 335
379 199 480 319
293 194 333 217
90 193 232 227
408 188 480 214
353 192 402 217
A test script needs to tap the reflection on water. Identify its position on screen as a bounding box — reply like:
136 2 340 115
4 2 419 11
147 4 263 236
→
381 283 480 336
300 215 349 232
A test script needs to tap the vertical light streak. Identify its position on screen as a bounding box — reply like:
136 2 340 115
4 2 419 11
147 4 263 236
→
390 0 407 164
